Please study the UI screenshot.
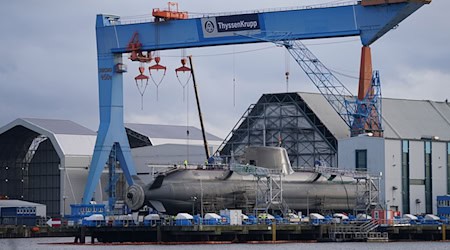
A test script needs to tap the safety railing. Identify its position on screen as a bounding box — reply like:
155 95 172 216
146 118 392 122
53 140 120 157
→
107 1 359 26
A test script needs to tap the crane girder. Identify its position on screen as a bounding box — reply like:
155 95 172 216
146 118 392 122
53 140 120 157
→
96 1 430 55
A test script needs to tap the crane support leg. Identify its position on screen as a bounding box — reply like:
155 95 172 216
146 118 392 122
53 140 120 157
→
351 46 383 137
358 46 373 101
82 54 138 204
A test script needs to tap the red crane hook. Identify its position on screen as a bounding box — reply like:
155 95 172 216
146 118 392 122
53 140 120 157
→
148 56 167 101
134 66 150 109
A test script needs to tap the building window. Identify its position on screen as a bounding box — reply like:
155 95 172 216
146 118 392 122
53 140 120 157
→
355 150 367 171
448 142 450 194
402 140 410 214
424 141 432 214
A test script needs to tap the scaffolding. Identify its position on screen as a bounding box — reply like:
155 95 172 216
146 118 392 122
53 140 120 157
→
231 164 288 216
354 175 383 215
218 93 338 169
312 165 382 215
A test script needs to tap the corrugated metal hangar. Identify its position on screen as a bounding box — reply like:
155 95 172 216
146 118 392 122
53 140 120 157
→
0 118 222 217
0 92 449 217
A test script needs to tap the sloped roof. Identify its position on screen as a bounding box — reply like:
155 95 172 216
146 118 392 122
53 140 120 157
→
125 123 222 142
22 118 96 135
0 118 96 157
133 144 209 169
381 98 450 140
299 92 350 139
0 199 46 208
0 119 223 158
0 200 47 217
297 92 450 141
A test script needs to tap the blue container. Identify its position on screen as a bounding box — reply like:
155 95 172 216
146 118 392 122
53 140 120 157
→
175 219 192 226
143 219 161 227
70 204 106 225
247 215 257 225
1 207 18 217
193 215 202 225
70 204 106 217
437 195 450 220
82 219 105 227
204 219 220 225
1 216 36 226
1 207 36 217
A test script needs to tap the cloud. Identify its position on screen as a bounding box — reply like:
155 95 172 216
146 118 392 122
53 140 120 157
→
0 0 447 140
384 66 450 101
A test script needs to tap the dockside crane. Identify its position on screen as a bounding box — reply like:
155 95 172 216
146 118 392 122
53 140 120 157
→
82 0 431 206
283 40 383 137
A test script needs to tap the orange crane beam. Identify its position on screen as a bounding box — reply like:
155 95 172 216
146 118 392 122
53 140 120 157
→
358 46 373 101
152 2 188 20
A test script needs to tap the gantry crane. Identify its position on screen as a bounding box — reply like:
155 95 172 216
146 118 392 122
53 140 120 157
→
82 0 431 205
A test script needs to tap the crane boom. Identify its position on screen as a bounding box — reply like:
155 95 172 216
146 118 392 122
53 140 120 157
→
284 40 383 136
284 40 353 127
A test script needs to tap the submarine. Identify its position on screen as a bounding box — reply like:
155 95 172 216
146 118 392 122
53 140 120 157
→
125 147 358 214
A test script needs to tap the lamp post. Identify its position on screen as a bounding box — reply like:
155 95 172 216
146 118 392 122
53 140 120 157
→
200 180 204 219
63 195 67 217
191 196 197 215
307 190 310 217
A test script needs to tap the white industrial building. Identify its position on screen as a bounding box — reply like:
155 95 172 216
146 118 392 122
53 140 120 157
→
126 123 223 184
338 98 450 215
0 200 47 218
0 118 97 217
0 118 222 217
221 92 450 215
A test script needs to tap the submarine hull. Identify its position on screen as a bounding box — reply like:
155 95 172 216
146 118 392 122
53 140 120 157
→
126 168 358 214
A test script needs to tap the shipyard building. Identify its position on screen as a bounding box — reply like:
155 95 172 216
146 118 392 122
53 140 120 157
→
0 92 449 216
220 92 450 215
0 118 222 217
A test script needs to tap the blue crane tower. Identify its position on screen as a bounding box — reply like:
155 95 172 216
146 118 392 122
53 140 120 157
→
82 0 431 207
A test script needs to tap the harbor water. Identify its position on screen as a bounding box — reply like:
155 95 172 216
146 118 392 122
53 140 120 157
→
1 238 450 250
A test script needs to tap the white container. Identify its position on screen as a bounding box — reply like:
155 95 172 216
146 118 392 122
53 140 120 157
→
220 209 242 225
403 214 418 221
424 214 440 221
356 213 372 220
144 214 160 221
175 213 193 220
204 213 221 220
309 213 325 220
333 213 349 220
85 214 104 221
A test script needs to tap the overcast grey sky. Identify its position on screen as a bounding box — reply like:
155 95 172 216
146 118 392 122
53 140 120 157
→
0 0 448 139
